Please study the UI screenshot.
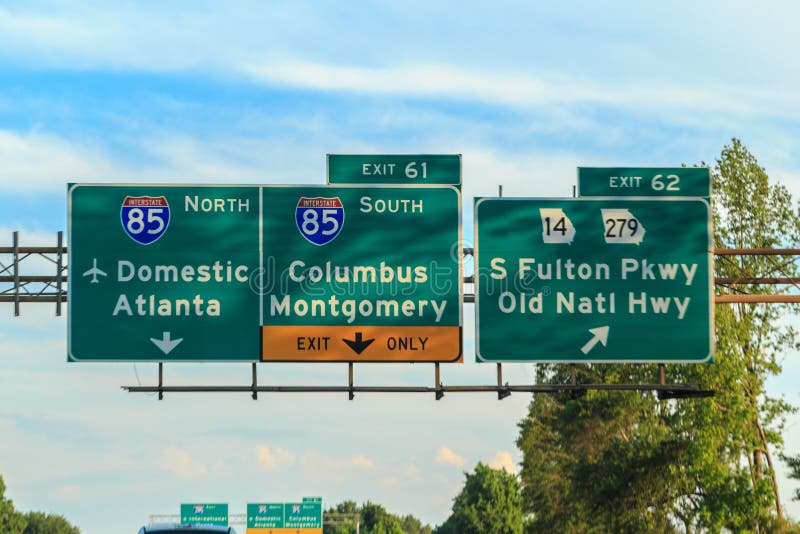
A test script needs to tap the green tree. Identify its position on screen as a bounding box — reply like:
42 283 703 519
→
785 453 800 502
0 476 27 534
435 463 523 534
23 511 80 534
517 139 799 532
361 502 405 534
399 514 431 534
323 501 430 534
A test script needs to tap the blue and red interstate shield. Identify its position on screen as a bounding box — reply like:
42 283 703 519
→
120 195 170 245
295 196 344 246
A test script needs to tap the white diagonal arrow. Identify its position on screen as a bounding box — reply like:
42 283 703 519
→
580 326 609 355
150 331 183 355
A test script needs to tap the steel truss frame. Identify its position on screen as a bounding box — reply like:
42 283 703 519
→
4 231 799 401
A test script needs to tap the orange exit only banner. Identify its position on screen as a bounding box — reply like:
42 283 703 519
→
261 326 462 362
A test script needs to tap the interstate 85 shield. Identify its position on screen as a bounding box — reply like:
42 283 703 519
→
295 196 344 246
120 195 170 245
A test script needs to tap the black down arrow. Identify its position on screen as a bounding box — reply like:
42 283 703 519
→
342 332 375 355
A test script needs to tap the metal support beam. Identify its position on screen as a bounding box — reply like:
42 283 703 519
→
435 363 444 400
497 363 510 400
348 362 354 401
715 248 800 256
123 382 713 396
251 363 258 400
716 294 800 303
158 362 164 401
569 363 585 399
716 277 799 284
13 231 19 316
56 231 64 316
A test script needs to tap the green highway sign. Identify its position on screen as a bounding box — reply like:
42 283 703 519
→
327 154 461 185
578 167 711 198
68 184 260 361
474 198 713 363
261 185 462 362
180 503 228 526
247 503 284 528
284 501 322 529
68 184 461 362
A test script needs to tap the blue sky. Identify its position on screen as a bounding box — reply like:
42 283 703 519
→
2 1 800 532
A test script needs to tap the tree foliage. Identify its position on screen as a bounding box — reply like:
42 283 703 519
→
517 139 800 532
323 500 430 534
785 453 800 502
0 475 80 534
23 511 80 534
1 476 28 534
435 463 523 534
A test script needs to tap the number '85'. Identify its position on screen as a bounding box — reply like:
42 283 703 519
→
126 208 166 235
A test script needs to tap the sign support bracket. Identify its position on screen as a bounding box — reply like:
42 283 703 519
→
435 363 444 400
251 363 258 401
5 234 800 401
497 363 510 400
158 362 164 401
569 364 585 399
348 362 354 401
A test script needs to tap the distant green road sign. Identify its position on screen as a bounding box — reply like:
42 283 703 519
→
327 154 461 185
474 198 713 362
247 503 284 528
180 503 228 526
578 167 711 198
68 184 260 361
261 185 462 362
284 501 322 529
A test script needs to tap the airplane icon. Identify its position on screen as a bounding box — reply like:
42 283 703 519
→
82 258 107 283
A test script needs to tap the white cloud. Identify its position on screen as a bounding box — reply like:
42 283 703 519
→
351 454 377 470
255 446 295 471
404 463 422 481
0 3 794 120
462 148 580 200
435 446 466 467
488 451 518 475
161 445 207 478
242 60 574 108
0 130 119 191
0 8 92 50
241 58 800 120
0 130 322 193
